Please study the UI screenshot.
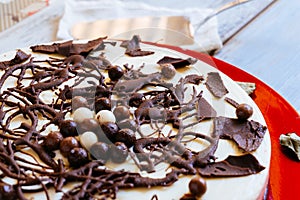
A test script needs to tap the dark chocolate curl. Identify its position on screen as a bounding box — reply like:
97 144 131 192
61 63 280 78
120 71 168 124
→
199 154 265 177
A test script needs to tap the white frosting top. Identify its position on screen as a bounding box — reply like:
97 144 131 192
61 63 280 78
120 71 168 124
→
0 41 271 200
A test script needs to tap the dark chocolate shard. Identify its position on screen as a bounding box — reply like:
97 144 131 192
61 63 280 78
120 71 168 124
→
199 154 265 177
30 37 107 56
114 72 162 93
184 74 204 85
0 49 31 69
205 72 228 98
225 97 239 108
157 56 197 69
197 97 217 120
214 116 267 152
121 35 154 57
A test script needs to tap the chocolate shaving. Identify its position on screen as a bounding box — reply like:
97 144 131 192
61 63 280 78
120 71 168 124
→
157 56 197 69
225 97 239 108
121 35 154 57
30 37 107 56
0 49 31 69
205 72 228 98
197 97 217 120
214 116 267 152
184 74 204 85
199 154 265 177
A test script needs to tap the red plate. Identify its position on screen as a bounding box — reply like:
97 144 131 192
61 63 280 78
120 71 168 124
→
149 43 300 200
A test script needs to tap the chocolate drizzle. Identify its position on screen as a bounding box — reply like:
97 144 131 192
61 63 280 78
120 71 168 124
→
0 39 268 199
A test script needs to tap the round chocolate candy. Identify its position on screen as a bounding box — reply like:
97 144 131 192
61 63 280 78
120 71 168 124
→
42 131 63 151
59 120 78 137
60 137 79 157
90 142 110 162
161 63 176 79
110 142 128 163
188 176 207 197
68 147 89 168
95 97 111 112
79 118 100 133
236 103 253 120
108 65 124 81
96 110 116 124
72 96 89 110
113 106 131 121
100 122 119 142
79 131 98 150
73 107 94 123
115 128 136 147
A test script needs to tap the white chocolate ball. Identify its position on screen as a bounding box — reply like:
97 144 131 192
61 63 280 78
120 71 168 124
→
95 110 116 124
73 107 94 123
79 131 98 150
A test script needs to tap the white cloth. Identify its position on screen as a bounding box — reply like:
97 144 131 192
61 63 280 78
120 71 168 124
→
57 0 223 52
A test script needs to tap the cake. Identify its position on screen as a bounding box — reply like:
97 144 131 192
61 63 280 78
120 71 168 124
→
0 36 271 200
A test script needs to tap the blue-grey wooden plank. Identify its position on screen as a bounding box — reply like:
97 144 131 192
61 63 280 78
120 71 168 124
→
216 0 300 113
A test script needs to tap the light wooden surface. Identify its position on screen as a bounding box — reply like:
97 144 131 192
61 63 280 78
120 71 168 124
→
216 0 300 113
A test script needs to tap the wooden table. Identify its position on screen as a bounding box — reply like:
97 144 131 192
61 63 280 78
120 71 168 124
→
215 0 300 113
1 0 298 114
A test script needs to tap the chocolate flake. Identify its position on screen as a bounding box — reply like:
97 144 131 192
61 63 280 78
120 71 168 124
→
30 37 107 56
120 35 154 57
197 97 217 120
184 74 204 85
214 116 267 152
0 49 31 69
199 154 265 177
225 97 239 108
205 72 228 98
157 56 197 69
